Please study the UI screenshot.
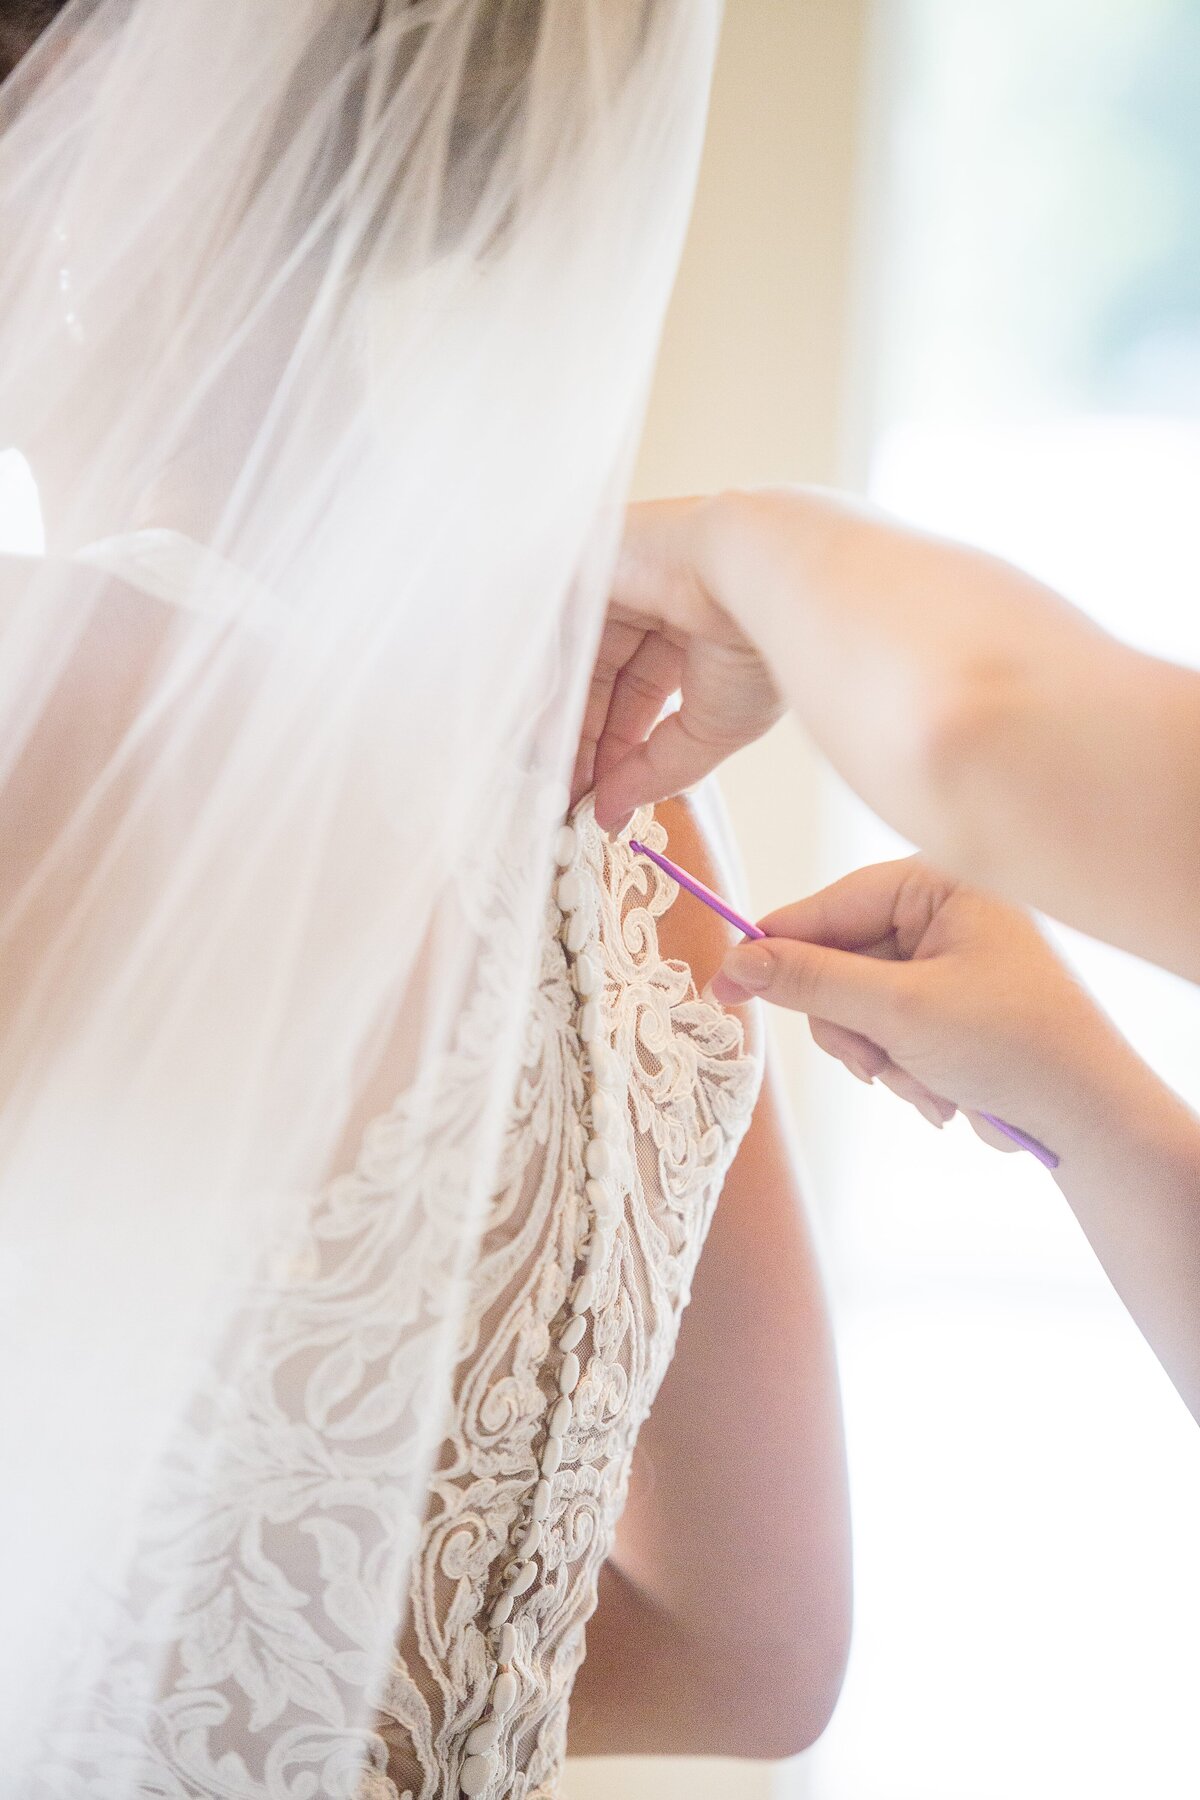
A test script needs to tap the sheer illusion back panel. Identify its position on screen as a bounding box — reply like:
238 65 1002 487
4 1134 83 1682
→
376 803 760 1796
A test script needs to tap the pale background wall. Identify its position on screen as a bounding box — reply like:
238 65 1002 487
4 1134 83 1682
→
633 0 878 1175
564 4 874 1797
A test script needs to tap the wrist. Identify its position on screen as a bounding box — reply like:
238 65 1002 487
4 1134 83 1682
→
1027 1033 1200 1173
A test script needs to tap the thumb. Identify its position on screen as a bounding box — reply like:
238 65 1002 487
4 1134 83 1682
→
593 711 728 832
594 641 782 831
712 936 905 1041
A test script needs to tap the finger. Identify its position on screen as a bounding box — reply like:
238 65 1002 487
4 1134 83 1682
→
808 1016 955 1124
808 1017 889 1081
876 1065 957 1127
592 710 727 832
592 630 683 785
758 858 925 954
710 936 907 1043
574 617 651 803
593 637 782 830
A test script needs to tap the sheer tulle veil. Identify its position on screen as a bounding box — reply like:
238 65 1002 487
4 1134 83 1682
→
0 2 719 1788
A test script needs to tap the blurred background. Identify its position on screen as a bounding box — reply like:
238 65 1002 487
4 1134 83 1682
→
4 3 1198 1797
568 2 1200 1797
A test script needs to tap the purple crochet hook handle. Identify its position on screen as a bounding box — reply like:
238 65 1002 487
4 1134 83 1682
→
629 838 1060 1171
629 838 766 940
976 1112 1059 1170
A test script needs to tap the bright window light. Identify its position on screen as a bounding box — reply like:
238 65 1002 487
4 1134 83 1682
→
795 4 1200 1797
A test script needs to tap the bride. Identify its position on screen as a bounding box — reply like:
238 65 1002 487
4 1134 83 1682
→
0 4 849 1796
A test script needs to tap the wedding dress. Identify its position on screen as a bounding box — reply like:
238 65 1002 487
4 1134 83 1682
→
20 517 762 1800
299 804 759 1800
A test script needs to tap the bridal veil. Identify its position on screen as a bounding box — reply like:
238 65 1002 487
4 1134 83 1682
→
0 2 719 1789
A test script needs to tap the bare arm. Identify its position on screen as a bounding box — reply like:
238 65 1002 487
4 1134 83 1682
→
720 491 1200 983
568 799 852 1760
586 491 1200 983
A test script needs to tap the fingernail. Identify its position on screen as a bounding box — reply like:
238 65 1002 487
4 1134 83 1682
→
721 944 773 994
916 1099 945 1130
847 1060 875 1085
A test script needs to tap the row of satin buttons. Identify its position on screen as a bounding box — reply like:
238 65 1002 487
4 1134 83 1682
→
458 822 623 1798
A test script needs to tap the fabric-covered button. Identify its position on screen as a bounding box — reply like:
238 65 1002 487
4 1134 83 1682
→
572 951 600 997
590 1089 621 1138
579 1000 604 1044
584 1234 608 1279
507 1560 536 1597
489 1592 513 1629
556 869 584 911
492 1668 519 1715
558 1313 586 1352
547 1395 572 1438
460 1750 498 1796
584 1138 612 1181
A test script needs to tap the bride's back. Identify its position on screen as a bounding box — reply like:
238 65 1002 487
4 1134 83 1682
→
375 801 759 1795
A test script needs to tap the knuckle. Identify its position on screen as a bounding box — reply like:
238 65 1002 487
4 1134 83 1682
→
620 669 667 706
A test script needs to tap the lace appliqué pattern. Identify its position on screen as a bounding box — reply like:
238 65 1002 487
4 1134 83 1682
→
37 803 759 1800
376 804 759 1798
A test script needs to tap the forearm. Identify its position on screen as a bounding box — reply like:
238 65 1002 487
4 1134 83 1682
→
1039 1059 1200 1425
986 1005 1200 1423
925 643 1200 983
707 490 1200 981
